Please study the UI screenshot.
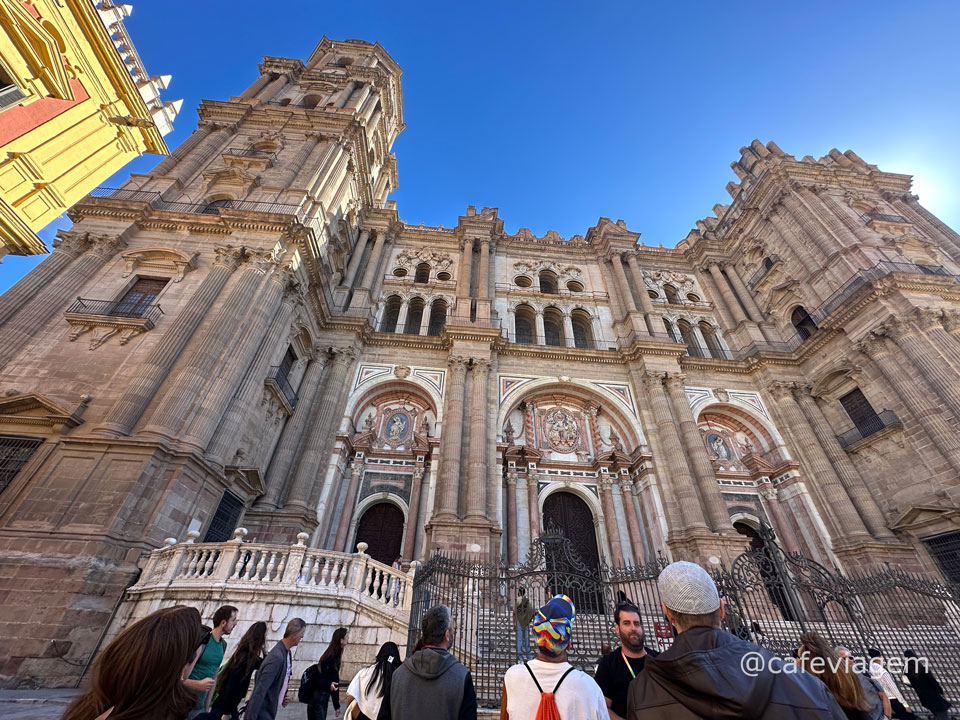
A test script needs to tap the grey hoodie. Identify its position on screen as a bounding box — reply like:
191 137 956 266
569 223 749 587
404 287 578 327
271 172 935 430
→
388 647 477 720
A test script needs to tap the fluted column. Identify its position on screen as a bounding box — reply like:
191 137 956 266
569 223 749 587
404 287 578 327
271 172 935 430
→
599 477 623 563
795 391 893 540
562 313 575 348
336 81 357 108
357 231 385 290
800 185 857 249
944 310 960 342
140 252 268 439
0 232 90 326
707 263 747 325
885 316 960 423
817 190 875 244
204 280 297 464
611 254 638 313
602 259 625 324
290 138 334 190
725 263 765 323
342 229 371 288
404 466 425 559
642 373 709 532
457 239 473 297
526 468 540 542
915 309 960 373
476 239 490 300
626 254 654 335
239 72 272 99
0 235 126 368
168 125 232 184
767 382 871 542
99 246 242 435
465 359 490 520
506 469 519 565
279 133 322 187
534 310 545 344
259 351 329 508
284 346 358 510
334 456 364 550
618 476 646 564
261 73 291 101
433 356 469 518
418 307 431 335
394 299 410 334
779 193 834 260
664 374 734 533
759 487 800 555
152 125 213 175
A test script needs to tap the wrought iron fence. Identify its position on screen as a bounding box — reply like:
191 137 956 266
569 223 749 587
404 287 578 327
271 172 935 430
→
410 525 960 711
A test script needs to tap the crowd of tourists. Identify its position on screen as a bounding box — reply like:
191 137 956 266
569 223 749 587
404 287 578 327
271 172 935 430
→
62 561 953 720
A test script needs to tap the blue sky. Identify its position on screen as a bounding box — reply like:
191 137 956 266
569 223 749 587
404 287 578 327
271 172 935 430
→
2 1 959 292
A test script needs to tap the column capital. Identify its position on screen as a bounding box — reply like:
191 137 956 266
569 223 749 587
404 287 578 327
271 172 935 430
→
882 315 916 342
857 332 889 359
448 355 470 374
506 468 518 485
768 381 798 401
598 475 615 492
617 474 635 494
664 373 687 392
942 309 960 333
329 345 358 363
758 486 778 502
87 234 127 261
310 344 331 364
914 307 945 331
641 371 666 391
470 358 491 375
52 230 93 257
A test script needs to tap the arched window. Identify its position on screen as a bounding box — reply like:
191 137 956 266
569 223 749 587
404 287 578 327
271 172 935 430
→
201 198 232 215
791 306 818 341
677 319 703 357
543 308 564 346
404 297 426 334
427 299 447 336
699 322 725 359
380 296 402 332
514 305 536 344
571 310 593 349
663 284 680 305
662 317 676 342
764 257 775 271
302 94 322 109
539 270 558 294
414 263 430 283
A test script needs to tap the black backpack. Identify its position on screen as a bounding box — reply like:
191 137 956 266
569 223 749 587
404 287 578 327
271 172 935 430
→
298 664 319 703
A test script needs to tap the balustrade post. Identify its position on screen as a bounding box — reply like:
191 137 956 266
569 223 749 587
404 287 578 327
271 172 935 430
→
350 542 370 593
402 561 418 615
281 532 310 584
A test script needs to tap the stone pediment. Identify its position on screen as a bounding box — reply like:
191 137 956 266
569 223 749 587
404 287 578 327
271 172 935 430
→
889 504 960 535
224 466 266 498
761 279 802 316
121 246 198 282
0 392 86 432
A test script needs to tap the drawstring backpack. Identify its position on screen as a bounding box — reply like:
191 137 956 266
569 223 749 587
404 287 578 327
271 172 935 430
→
523 662 575 720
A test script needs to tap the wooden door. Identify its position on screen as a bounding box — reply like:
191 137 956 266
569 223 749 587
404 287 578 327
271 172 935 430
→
542 491 601 569
355 502 404 564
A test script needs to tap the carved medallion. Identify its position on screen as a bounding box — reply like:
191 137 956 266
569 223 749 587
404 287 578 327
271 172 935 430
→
384 411 410 445
544 408 579 453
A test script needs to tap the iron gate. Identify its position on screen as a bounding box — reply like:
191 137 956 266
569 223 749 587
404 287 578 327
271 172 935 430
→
409 526 960 710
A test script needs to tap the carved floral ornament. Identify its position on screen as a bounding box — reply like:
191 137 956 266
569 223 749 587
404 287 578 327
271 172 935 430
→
394 247 454 270
643 269 697 295
512 260 583 281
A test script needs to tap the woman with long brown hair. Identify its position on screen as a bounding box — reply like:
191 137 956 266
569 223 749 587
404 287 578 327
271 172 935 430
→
63 605 204 720
302 627 348 720
796 632 879 720
210 621 267 720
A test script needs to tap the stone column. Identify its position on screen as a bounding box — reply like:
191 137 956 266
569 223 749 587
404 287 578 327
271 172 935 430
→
691 323 709 357
626 253 655 335
759 487 800 555
259 351 329 508
506 469 519 565
611 254 638 313
140 252 268 439
696 266 736 331
152 125 213 175
725 263 765 323
526 468 540 542
433 356 469 519
795 390 893 540
0 235 126 369
334 456 365 551
562 313 576 348
664 374 734 533
817 190 874 244
859 334 960 476
168 125 233 185
779 193 834 260
535 310 545 344
279 133 322 187
342 229 371 288
404 466 425 559
261 73 291 101
239 72 272 99
506 306 516 340
99 246 243 435
283 346 358 510
0 231 90 326
602 259 625 324
642 372 710 532
290 138 334 190
884 316 960 423
767 383 872 542
944 310 960 342
599 476 623 563
707 263 748 325
394 299 410 334
457 239 473 297
476 239 490 301
918 309 960 370
357 231 385 290
465 359 490 520
418 307 431 335
799 185 856 249
619 476 646 564
182 260 292 450
336 81 357 108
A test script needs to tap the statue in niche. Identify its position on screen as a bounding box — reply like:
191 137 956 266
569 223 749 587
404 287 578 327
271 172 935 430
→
386 412 409 442
707 433 732 460
503 420 515 445
545 408 579 452
608 430 624 453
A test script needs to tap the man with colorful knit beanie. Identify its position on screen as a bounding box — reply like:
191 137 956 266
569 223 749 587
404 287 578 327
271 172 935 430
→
500 594 608 720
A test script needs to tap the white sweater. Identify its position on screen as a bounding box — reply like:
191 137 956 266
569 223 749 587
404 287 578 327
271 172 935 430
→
503 659 609 720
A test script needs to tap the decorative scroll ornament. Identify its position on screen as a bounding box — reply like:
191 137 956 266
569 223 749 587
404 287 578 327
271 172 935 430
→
544 408 579 452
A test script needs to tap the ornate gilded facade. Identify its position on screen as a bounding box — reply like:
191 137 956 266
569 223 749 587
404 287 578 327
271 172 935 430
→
2 37 960 686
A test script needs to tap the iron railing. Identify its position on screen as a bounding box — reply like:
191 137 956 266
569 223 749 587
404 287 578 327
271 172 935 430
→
747 255 782 289
86 187 303 217
223 147 278 162
266 366 298 409
836 410 901 449
0 84 26 111
861 212 910 224
65 297 163 323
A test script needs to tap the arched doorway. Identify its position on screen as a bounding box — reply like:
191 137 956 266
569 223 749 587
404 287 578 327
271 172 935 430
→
734 521 796 621
355 502 404 565
542 491 601 570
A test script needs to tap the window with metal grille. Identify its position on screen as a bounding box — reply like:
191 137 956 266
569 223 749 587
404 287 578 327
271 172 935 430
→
924 531 960 584
112 278 167 317
203 491 244 542
277 347 296 384
839 388 884 438
0 435 43 494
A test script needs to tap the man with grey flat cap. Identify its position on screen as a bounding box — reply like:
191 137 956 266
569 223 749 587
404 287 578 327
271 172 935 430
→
627 561 846 720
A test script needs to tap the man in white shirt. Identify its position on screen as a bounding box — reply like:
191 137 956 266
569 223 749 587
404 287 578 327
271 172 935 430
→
868 648 915 719
501 594 608 719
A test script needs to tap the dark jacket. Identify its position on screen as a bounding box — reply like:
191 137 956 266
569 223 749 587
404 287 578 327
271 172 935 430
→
627 627 847 720
388 647 476 720
211 655 262 719
245 641 291 720
304 655 341 710
905 666 951 712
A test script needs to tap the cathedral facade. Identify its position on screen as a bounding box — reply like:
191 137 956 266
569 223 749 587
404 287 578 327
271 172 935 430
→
2 37 960 686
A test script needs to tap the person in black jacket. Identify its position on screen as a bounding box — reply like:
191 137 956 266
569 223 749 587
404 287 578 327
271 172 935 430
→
305 627 348 720
211 621 267 720
904 649 951 720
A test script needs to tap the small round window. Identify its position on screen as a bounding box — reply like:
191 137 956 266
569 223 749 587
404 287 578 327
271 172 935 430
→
647 290 659 299
515 275 532 288
566 280 584 293
393 267 408 277
686 293 701 303
436 271 451 281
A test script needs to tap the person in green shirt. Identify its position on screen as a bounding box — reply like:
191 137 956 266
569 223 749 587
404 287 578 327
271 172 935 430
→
185 604 238 715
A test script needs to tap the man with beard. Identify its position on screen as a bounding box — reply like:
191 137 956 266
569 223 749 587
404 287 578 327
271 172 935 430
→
594 602 658 720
